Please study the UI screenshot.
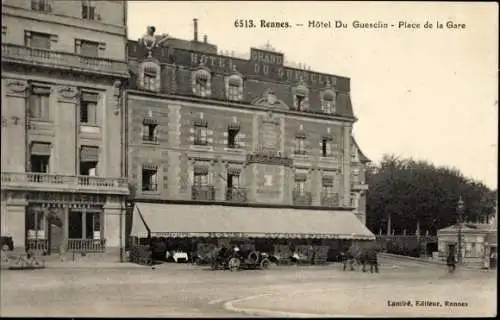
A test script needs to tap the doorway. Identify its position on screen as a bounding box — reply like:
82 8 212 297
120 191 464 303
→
447 244 456 256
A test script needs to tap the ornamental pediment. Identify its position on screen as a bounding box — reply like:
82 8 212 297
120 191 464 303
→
252 89 289 110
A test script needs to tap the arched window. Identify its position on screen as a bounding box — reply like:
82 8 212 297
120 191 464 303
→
192 69 211 97
138 60 160 92
292 82 309 111
321 89 336 114
226 74 243 101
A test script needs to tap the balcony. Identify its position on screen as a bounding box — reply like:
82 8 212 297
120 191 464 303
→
226 187 248 202
321 193 341 207
351 180 369 191
191 185 215 201
1 172 129 195
246 150 293 167
1 43 129 78
292 190 312 206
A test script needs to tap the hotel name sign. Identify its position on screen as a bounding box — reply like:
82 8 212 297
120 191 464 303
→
175 48 342 88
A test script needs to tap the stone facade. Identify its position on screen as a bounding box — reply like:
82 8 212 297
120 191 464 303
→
126 23 371 220
1 0 129 259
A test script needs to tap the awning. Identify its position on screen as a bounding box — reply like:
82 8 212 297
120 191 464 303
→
130 203 375 240
31 142 51 156
80 146 99 162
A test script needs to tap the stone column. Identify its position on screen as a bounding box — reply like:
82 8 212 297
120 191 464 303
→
5 191 28 254
342 124 352 207
103 196 125 261
3 79 28 172
56 86 79 175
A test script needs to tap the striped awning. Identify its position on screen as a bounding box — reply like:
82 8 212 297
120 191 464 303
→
322 176 334 186
31 142 51 156
193 166 209 174
142 163 158 170
130 203 375 240
80 146 99 162
228 122 240 130
294 173 307 181
227 167 241 175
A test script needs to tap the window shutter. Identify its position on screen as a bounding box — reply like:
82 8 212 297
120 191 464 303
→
235 132 241 146
326 141 332 156
201 127 207 140
151 171 157 187
153 125 159 140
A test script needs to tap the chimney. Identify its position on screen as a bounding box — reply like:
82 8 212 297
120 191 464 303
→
203 35 207 43
193 18 198 42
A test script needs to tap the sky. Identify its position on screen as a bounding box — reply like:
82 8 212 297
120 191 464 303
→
127 1 498 190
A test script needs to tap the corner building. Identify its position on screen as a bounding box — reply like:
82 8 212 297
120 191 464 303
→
127 21 374 259
1 0 129 259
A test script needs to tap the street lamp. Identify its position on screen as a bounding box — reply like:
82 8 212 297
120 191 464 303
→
457 196 465 264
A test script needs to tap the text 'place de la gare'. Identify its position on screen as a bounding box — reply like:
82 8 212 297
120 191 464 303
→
1 0 373 262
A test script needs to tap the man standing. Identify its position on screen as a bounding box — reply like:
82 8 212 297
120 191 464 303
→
446 252 456 273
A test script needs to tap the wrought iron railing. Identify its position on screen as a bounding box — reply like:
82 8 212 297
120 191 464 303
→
1 172 128 189
26 239 49 252
67 239 106 253
293 190 312 206
191 185 215 201
2 43 128 76
226 187 248 202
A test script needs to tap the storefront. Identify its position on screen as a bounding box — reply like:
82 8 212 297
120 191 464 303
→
129 202 375 263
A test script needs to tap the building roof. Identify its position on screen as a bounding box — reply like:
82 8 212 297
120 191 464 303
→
438 223 496 234
126 35 357 119
351 137 371 163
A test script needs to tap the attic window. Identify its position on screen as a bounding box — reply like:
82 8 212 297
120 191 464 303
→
226 75 243 101
192 69 211 97
322 90 336 114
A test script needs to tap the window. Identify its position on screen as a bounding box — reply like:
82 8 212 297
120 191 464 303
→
294 179 305 195
142 123 158 142
26 209 45 239
31 0 51 12
29 87 51 121
322 184 334 196
30 142 51 173
26 31 51 50
295 94 305 111
321 91 335 114
82 0 97 20
226 75 243 101
194 124 208 145
80 92 98 125
227 173 240 189
80 146 98 176
69 211 101 240
193 172 209 186
350 193 358 207
227 128 239 148
192 70 211 97
142 167 158 192
143 70 157 91
321 138 332 157
295 137 306 154
78 40 99 57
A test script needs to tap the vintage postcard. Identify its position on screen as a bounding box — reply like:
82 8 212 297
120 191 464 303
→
0 0 497 317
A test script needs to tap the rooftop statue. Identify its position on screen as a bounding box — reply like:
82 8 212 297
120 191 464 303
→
140 26 169 58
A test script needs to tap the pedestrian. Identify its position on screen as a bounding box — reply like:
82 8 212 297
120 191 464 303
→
446 252 456 273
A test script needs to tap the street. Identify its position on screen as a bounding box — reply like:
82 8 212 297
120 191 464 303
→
0 256 496 317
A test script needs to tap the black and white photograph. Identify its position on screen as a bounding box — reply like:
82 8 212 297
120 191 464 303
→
0 0 497 317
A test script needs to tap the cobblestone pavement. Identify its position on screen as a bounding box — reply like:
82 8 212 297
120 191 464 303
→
1 257 496 317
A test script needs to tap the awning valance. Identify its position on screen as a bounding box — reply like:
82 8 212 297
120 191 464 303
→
193 166 209 174
80 146 99 162
322 176 334 186
130 203 376 240
31 142 51 156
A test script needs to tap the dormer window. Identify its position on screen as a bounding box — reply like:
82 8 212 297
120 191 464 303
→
226 75 243 101
138 61 160 92
144 68 157 91
321 90 336 114
292 82 309 111
192 69 211 97
295 94 305 111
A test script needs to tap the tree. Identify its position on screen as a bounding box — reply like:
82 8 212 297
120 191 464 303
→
366 154 497 235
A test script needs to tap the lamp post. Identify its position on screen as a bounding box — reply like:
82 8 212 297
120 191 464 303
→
457 196 465 264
